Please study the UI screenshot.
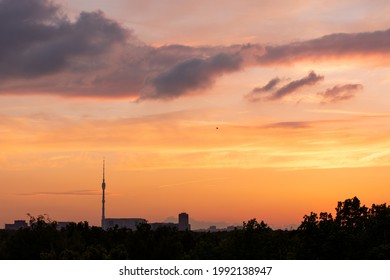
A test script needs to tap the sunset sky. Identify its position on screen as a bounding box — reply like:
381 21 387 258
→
1 0 390 229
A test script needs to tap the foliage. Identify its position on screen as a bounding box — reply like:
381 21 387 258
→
1 197 390 259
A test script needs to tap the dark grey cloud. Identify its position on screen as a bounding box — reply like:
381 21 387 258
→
144 52 242 100
270 71 324 100
0 0 248 99
246 71 324 102
253 78 281 93
0 0 129 79
0 0 385 101
319 84 363 104
87 44 245 99
257 28 390 65
245 77 281 102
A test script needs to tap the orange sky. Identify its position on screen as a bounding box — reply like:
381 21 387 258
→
1 0 390 229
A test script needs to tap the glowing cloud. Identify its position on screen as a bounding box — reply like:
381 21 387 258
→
0 0 387 101
257 28 390 65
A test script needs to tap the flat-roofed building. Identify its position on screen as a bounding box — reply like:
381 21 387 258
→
5 220 28 230
105 218 146 230
150 222 178 230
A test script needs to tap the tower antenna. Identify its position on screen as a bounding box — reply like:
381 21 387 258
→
103 159 105 183
101 159 106 229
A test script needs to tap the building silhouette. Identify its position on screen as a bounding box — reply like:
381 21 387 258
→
178 212 190 231
5 220 28 230
150 222 178 230
105 218 146 230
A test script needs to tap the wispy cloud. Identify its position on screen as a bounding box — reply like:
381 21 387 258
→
270 71 324 100
318 84 363 104
253 78 281 93
260 118 355 130
15 189 101 196
257 28 390 65
262 121 312 129
246 71 324 102
245 77 281 102
308 109 390 117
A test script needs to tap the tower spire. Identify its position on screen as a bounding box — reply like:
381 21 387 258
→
103 159 105 183
101 159 106 229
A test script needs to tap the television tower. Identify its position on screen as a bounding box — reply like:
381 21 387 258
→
101 160 106 230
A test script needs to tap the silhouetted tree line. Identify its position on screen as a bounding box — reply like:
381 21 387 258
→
1 196 390 259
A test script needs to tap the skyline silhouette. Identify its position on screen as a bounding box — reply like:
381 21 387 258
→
2 196 390 260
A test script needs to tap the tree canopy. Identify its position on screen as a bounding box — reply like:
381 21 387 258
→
1 197 390 259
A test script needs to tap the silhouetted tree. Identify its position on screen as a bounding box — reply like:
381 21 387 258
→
243 218 271 232
1 197 390 260
335 196 368 231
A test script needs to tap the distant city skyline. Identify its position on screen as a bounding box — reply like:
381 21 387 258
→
1 0 390 229
3 160 243 230
100 160 192 231
3 216 242 231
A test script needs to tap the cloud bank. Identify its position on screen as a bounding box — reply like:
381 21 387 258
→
0 0 250 100
0 0 129 78
0 0 387 100
257 28 390 65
